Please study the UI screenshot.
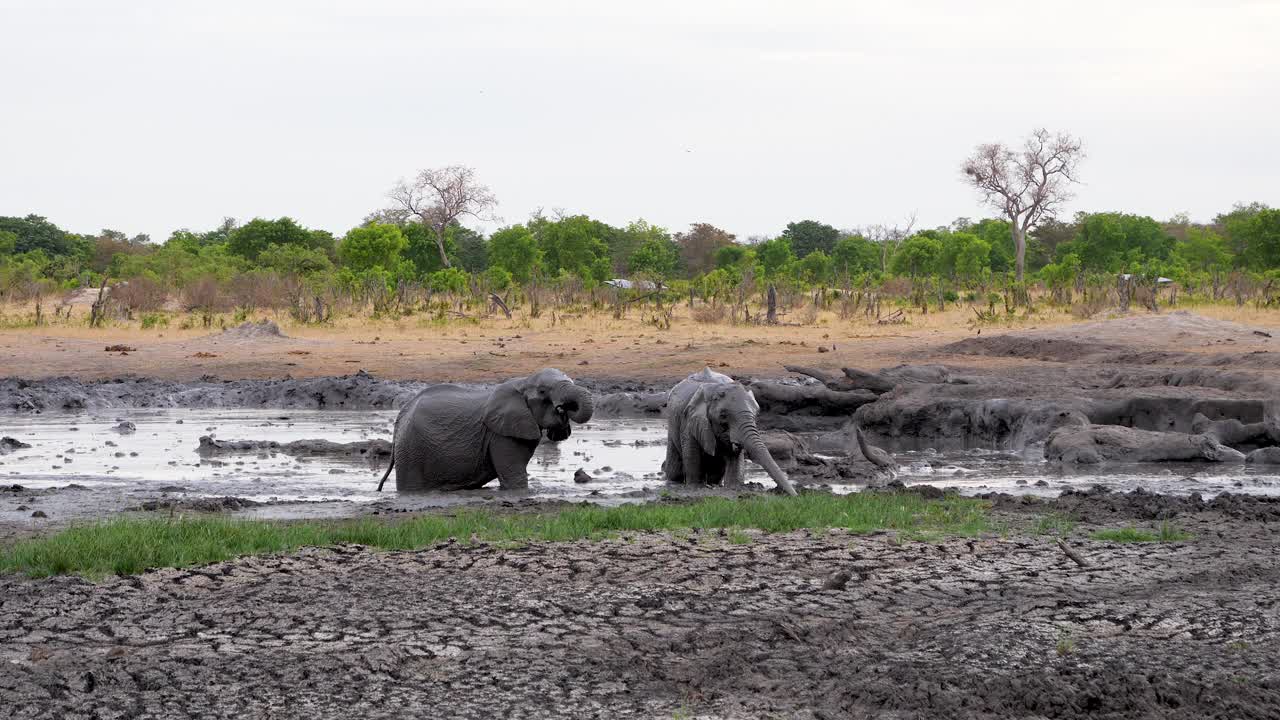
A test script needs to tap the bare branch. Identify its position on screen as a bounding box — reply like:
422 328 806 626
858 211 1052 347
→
384 165 499 268
960 128 1084 281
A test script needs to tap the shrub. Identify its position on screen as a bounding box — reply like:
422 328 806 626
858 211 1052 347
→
140 312 169 329
111 276 168 312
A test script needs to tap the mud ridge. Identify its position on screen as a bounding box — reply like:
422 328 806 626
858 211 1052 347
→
0 373 672 417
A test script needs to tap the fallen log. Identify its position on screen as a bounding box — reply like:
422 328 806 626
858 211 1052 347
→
1056 539 1090 568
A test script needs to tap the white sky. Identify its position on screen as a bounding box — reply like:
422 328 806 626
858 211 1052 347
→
2 0 1277 241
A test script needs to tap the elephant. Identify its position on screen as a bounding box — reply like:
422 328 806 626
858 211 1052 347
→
662 368 797 495
376 368 593 492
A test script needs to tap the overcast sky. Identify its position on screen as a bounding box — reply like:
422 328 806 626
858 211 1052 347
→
2 0 1277 242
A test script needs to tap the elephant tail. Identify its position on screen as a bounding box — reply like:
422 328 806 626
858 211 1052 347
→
376 454 395 492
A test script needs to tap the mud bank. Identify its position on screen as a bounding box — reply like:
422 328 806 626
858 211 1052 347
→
0 372 671 418
2 491 1277 719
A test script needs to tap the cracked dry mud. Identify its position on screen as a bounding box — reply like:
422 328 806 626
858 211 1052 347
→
2 504 1278 719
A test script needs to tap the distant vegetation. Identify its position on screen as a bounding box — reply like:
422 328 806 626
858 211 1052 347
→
2 148 1278 328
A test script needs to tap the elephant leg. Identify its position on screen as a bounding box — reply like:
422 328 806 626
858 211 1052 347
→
489 435 537 490
681 435 705 485
662 442 685 484
723 453 744 487
392 444 427 492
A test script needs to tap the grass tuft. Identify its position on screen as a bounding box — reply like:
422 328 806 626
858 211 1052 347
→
1 493 989 579
1091 521 1192 544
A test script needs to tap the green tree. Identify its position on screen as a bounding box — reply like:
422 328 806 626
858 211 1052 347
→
0 230 17 256
830 234 880 278
451 225 489 272
1039 253 1082 302
338 223 408 273
798 250 833 285
260 243 334 276
531 215 613 283
628 235 680 281
1216 202 1270 262
488 225 542 283
781 220 840 258
755 237 795 279
403 222 457 275
1173 227 1232 272
969 218 1015 272
612 220 671 275
227 218 331 261
115 243 247 286
890 235 943 279
1060 213 1174 272
1237 209 1280 270
483 265 513 291
714 244 750 271
0 215 79 257
428 267 470 294
954 236 992 284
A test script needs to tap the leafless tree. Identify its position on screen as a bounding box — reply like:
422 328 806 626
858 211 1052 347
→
856 212 917 273
962 128 1084 283
388 165 498 268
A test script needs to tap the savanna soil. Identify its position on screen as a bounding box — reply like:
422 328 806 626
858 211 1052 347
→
0 302 1276 391
2 492 1278 719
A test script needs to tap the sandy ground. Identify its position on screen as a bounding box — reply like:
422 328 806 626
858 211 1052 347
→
1 493 1278 719
3 304 1279 384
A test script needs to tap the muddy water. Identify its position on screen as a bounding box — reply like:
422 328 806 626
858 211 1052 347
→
2 409 1279 528
0 411 679 515
895 449 1280 498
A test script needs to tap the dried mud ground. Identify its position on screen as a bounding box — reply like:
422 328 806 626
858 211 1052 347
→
2 495 1279 720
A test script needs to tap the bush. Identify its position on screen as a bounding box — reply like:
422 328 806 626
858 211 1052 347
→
428 267 470 294
483 266 513 292
111 276 168 312
182 276 229 314
140 312 169 329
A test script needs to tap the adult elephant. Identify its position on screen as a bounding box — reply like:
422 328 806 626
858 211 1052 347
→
662 368 797 495
377 368 593 492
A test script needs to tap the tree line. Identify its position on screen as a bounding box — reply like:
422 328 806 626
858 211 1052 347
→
0 157 1277 323
1 201 1277 310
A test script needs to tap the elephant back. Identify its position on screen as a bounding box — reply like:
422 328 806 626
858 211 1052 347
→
667 367 734 416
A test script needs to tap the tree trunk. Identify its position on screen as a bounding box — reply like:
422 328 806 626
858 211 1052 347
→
1012 225 1026 283
766 285 778 324
432 226 452 268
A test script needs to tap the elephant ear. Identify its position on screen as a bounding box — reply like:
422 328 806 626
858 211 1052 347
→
483 380 541 440
686 386 719 456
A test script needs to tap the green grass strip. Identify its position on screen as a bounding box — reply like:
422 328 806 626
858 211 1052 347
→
1 493 989 579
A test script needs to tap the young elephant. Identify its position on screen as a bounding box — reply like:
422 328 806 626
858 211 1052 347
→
377 368 593 492
662 368 797 495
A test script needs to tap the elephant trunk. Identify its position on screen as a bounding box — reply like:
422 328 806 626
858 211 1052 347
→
740 415 798 496
554 383 594 424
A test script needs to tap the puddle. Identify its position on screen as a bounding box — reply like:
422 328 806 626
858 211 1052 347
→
892 448 1280 498
2 410 1278 526
0 410 680 502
